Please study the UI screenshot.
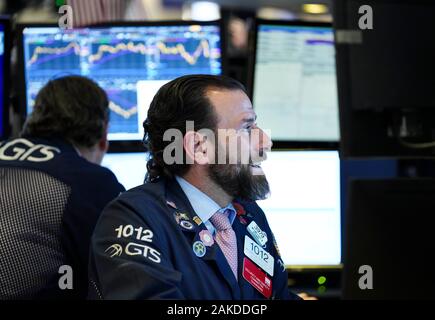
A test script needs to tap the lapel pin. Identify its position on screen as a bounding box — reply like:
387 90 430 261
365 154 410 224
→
247 221 268 247
192 241 206 257
174 212 189 224
193 216 202 225
199 230 214 246
180 220 194 230
166 200 177 209
233 201 246 216
238 215 248 225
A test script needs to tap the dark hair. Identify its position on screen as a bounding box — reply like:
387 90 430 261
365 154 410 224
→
21 75 109 148
143 74 246 182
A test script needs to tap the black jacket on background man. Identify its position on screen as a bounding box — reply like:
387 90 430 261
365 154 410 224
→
0 137 125 299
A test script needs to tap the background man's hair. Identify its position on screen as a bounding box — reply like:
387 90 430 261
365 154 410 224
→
143 74 246 182
21 75 109 148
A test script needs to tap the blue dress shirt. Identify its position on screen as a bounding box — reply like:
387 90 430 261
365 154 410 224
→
175 176 236 235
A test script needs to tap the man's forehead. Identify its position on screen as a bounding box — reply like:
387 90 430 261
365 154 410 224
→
206 88 253 112
205 89 254 127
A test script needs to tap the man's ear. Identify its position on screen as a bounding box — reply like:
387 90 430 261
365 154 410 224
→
98 122 109 152
184 131 209 165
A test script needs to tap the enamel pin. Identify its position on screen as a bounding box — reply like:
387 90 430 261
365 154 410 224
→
180 220 194 230
199 230 214 246
193 216 202 226
166 200 177 209
192 241 206 257
174 212 190 224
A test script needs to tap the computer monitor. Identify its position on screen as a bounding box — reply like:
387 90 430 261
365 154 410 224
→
249 20 339 146
0 17 10 140
343 178 435 299
101 152 148 190
17 21 223 142
333 0 435 157
258 150 341 267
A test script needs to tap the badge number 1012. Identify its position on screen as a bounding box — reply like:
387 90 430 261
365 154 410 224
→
244 235 274 277
115 225 153 242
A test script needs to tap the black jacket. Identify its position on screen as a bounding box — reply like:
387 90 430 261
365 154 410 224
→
0 137 125 299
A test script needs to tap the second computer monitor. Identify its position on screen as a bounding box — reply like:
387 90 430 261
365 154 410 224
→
250 20 339 144
258 150 341 267
101 152 148 190
19 21 223 141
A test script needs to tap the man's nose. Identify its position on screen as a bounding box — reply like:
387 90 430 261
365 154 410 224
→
259 127 272 152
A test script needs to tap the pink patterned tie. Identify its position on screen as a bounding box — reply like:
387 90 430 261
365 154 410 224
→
210 209 238 280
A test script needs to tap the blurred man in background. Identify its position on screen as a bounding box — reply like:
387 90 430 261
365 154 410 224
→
0 75 124 299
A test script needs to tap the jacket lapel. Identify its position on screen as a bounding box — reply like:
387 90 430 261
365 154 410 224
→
232 203 257 298
233 201 275 299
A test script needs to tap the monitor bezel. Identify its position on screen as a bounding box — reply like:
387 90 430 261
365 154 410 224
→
15 19 227 151
247 18 339 150
0 16 11 141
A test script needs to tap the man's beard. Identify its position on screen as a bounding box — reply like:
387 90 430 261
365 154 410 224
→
208 163 270 202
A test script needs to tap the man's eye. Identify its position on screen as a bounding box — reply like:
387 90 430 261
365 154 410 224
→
243 126 254 133
239 123 257 134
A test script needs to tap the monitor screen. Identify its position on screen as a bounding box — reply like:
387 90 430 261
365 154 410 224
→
101 152 148 190
252 22 339 142
20 23 222 141
258 150 341 266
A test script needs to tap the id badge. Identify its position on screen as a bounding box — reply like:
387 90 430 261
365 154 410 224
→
244 235 274 276
242 257 272 299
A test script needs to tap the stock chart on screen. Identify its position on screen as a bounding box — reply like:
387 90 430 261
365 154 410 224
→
22 24 222 140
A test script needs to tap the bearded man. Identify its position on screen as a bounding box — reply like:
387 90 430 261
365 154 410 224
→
88 75 300 300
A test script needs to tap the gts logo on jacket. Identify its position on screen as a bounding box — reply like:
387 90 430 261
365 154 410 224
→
0 139 60 162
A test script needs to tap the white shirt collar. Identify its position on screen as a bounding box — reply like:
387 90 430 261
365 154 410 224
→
175 176 236 233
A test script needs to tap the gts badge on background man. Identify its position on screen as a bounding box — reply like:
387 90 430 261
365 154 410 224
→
0 139 60 162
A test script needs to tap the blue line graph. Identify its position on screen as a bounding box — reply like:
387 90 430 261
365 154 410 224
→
105 88 138 135
22 25 222 138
